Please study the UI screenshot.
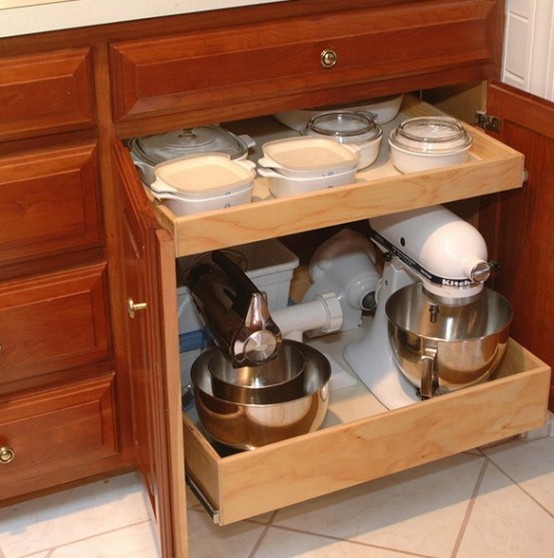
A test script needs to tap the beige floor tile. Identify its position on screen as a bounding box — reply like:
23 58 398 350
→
186 508 269 558
255 527 423 557
482 436 554 514
456 460 554 558
47 521 160 558
272 453 485 557
0 473 149 558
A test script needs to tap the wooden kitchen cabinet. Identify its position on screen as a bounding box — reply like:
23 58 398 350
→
1 1 552 557
0 43 126 501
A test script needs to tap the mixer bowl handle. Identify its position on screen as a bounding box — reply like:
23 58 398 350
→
419 345 438 399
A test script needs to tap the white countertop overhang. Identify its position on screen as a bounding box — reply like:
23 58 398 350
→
0 0 289 38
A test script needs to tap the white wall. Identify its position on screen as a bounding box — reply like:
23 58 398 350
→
503 0 554 101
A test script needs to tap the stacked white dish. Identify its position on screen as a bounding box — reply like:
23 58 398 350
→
302 111 383 169
389 116 473 173
149 153 256 216
257 136 359 197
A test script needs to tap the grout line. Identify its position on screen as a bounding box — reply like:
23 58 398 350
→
260 522 435 558
16 518 155 558
248 509 279 558
485 456 554 520
449 456 489 558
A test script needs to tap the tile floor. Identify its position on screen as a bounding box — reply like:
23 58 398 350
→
1 418 553 558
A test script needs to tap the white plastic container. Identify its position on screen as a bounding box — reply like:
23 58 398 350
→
149 153 256 215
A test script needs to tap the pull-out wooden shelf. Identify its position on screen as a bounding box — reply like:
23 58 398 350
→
183 339 550 526
150 97 524 258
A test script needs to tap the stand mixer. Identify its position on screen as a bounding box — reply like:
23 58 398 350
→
305 205 510 410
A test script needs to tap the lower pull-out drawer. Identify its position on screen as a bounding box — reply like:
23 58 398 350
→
0 373 117 499
183 339 550 526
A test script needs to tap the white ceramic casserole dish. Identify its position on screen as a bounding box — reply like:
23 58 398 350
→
149 153 256 216
257 165 357 198
302 111 383 169
274 94 403 131
258 136 358 178
128 126 255 185
389 116 473 173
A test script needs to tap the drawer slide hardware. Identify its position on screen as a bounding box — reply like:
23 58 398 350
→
186 473 220 524
475 109 501 133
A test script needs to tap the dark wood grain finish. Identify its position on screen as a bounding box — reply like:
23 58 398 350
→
0 48 95 142
0 141 103 267
110 1 500 132
480 82 554 410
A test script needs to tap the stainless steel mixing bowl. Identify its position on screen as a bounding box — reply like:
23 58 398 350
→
386 283 513 398
208 340 306 404
191 341 331 449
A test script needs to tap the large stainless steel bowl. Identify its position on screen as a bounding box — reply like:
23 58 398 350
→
386 283 512 398
208 340 306 404
191 341 331 449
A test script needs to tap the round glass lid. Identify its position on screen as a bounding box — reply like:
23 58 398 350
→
390 116 472 153
306 111 381 142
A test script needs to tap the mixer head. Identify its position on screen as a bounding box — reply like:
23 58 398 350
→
369 205 497 306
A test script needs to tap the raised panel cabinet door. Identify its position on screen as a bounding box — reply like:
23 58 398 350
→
112 141 187 558
0 48 95 141
0 373 117 497
0 262 111 384
479 81 554 410
0 141 103 266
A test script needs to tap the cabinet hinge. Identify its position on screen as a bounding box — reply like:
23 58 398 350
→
475 110 501 133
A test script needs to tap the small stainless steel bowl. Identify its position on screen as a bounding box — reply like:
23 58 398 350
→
191 341 331 449
208 340 306 404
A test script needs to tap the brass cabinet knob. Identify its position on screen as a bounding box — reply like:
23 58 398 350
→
320 48 338 69
127 298 148 319
0 446 15 464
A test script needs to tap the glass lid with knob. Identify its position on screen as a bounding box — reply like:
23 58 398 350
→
304 111 382 143
129 126 251 166
390 116 472 153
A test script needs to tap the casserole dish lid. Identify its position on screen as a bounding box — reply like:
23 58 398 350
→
390 117 472 153
260 136 358 171
305 111 382 142
129 126 250 166
151 153 255 199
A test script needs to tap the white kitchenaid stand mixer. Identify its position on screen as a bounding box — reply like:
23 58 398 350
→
305 205 495 410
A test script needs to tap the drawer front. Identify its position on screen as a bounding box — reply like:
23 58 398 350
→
0 263 111 384
0 373 117 486
0 142 102 266
0 48 95 141
110 1 498 124
183 340 551 525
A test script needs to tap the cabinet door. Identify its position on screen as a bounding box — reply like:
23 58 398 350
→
479 81 554 410
112 141 188 557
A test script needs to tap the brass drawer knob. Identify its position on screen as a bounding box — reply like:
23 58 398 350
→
320 48 338 69
127 298 148 319
0 446 15 464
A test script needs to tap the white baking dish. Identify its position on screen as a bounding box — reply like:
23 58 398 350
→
258 165 357 198
149 153 256 216
258 137 358 178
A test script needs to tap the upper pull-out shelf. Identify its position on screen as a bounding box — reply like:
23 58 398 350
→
147 97 524 257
